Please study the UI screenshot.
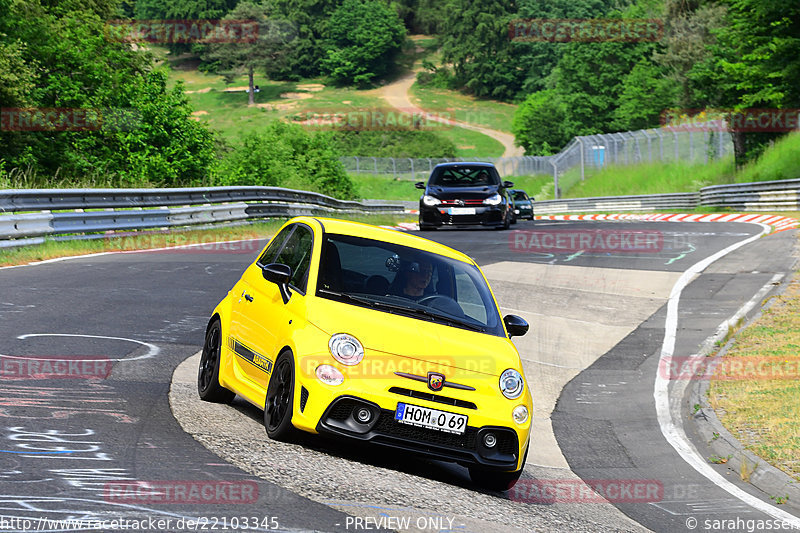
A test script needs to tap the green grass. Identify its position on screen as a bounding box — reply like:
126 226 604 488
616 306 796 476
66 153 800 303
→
736 131 800 183
557 158 734 199
708 263 800 482
352 174 421 201
507 175 556 201
437 127 505 158
409 83 517 134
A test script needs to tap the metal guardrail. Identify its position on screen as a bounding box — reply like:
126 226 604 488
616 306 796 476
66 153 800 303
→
700 179 800 211
534 193 699 214
0 186 404 248
533 178 800 215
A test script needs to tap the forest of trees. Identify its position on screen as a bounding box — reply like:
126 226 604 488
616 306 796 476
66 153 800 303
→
1 0 798 193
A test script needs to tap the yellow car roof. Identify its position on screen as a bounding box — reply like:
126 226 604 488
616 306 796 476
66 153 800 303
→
294 216 476 265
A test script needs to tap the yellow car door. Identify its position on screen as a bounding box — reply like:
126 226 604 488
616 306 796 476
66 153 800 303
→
230 224 314 391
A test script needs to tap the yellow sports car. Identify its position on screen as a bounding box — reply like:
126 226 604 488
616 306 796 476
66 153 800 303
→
198 217 532 490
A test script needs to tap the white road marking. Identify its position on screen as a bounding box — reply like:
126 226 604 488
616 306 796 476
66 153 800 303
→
12 333 159 361
654 223 800 526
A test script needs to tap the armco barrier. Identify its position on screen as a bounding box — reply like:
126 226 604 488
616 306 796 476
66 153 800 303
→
533 193 699 214
0 186 404 247
534 178 800 215
700 179 800 211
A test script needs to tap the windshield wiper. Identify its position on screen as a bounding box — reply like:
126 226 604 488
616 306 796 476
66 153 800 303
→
318 289 485 332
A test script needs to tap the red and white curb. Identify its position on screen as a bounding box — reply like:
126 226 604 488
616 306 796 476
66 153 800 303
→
535 213 799 234
384 214 798 234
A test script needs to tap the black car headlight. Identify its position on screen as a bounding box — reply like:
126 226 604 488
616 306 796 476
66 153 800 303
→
422 195 441 207
483 193 502 206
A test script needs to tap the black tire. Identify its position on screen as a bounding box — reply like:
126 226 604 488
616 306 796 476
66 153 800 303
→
468 466 523 491
198 319 235 403
529 212 535 221
264 350 296 441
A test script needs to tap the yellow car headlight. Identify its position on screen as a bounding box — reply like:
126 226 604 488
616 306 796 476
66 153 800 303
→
500 368 524 399
328 333 364 366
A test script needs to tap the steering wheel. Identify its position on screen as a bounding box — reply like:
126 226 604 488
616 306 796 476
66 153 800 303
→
417 295 465 317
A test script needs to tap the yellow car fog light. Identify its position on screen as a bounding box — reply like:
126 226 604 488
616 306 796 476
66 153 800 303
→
316 364 344 386
513 405 529 425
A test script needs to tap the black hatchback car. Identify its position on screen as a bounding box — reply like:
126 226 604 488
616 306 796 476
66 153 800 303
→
416 163 514 230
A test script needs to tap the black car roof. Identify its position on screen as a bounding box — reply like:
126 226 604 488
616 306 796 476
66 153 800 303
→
432 162 496 169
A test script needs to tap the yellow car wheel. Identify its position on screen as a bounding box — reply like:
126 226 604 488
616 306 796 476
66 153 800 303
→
264 350 296 441
198 319 235 404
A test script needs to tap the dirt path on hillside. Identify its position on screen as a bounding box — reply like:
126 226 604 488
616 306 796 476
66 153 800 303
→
375 70 524 157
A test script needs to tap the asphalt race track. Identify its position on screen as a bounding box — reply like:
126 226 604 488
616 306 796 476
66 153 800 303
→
1 218 798 533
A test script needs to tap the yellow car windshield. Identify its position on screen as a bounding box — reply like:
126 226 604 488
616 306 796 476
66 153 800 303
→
316 233 504 337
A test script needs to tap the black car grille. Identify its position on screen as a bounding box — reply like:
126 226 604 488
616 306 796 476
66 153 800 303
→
327 398 361 420
299 386 309 412
439 199 485 206
389 387 477 410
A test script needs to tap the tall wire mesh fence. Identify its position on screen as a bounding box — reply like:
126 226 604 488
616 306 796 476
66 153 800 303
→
339 125 734 199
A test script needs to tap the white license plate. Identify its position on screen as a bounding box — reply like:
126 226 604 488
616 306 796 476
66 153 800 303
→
395 403 467 435
447 207 476 215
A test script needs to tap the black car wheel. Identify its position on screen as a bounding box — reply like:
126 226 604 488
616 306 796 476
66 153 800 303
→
198 319 235 403
264 350 296 441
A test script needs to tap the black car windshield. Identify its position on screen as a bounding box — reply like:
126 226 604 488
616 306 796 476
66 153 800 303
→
512 191 528 201
316 233 505 337
429 166 499 187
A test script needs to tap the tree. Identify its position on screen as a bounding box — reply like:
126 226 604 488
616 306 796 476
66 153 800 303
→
612 58 678 131
269 0 342 79
202 2 295 105
134 0 241 54
653 0 727 108
439 0 524 100
515 0 620 94
511 89 571 154
321 0 406 86
0 0 216 186
690 0 800 165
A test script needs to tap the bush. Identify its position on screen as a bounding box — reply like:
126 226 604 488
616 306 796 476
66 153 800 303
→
217 121 356 199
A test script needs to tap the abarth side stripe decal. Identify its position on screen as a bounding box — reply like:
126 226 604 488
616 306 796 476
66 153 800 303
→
227 336 273 374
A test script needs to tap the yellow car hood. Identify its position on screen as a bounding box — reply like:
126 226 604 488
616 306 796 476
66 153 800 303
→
308 297 519 377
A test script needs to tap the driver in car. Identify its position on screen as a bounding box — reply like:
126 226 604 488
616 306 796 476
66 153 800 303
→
392 258 433 300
